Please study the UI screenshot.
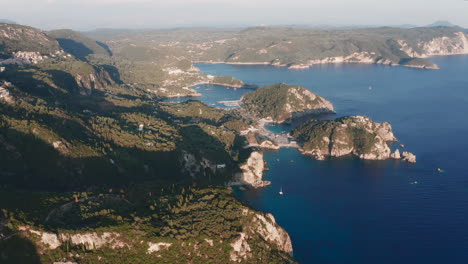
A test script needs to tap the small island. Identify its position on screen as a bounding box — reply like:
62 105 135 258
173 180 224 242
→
291 116 416 162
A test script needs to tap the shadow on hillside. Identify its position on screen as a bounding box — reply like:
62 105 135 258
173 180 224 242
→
56 38 94 61
96 41 113 56
0 116 241 190
100 64 123 84
0 235 42 264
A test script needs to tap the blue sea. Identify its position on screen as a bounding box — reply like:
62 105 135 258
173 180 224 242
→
174 57 468 264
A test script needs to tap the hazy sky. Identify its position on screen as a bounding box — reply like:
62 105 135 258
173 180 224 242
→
2 0 468 30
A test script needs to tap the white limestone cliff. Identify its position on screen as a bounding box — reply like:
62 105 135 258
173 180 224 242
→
230 151 270 188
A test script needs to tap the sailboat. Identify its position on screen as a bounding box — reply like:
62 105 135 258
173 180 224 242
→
279 186 284 196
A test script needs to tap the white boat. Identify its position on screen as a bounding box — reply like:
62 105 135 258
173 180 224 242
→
279 187 284 195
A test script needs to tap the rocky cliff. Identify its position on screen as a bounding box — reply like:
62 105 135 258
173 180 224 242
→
242 83 335 123
3 188 295 264
292 116 398 160
229 151 271 188
398 31 468 58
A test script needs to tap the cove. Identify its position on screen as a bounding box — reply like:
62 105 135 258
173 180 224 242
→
172 57 468 264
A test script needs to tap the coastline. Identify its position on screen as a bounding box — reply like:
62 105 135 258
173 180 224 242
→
193 59 443 70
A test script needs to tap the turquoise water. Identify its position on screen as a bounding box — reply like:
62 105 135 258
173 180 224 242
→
186 58 468 264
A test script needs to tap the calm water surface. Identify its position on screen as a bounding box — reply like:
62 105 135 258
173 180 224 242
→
175 57 468 264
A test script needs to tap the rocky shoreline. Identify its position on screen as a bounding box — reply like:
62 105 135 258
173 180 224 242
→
195 58 441 71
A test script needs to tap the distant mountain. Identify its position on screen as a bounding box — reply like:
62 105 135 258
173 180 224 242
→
426 21 462 28
0 19 16 24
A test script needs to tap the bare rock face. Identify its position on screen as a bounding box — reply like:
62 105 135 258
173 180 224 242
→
402 151 417 163
0 83 14 104
399 32 468 58
390 149 401 159
230 209 294 262
230 151 271 188
147 242 172 254
230 232 252 262
293 116 398 160
21 227 128 250
180 151 216 178
251 213 293 255
74 69 113 96
289 52 390 69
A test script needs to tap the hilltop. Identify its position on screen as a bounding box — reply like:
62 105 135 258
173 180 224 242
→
241 83 335 123
86 26 468 71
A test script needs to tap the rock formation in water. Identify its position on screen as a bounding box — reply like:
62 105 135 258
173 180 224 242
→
402 151 417 163
292 116 398 160
241 83 335 123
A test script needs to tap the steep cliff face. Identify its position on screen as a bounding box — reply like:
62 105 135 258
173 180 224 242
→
229 151 270 188
292 116 398 160
72 65 114 95
230 208 294 262
250 212 293 255
242 83 335 123
399 32 468 58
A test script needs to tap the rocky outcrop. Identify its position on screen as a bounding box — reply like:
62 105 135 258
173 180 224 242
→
230 208 293 262
399 32 468 58
180 151 216 178
289 52 396 69
0 82 14 104
390 149 401 159
229 151 270 188
242 83 335 123
230 232 252 262
20 227 128 250
73 67 114 96
147 242 172 254
390 149 417 163
251 213 293 255
402 151 417 163
292 116 398 160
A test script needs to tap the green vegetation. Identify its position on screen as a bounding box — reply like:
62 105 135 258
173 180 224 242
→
48 29 112 60
0 24 60 56
0 186 294 264
292 116 379 154
242 83 332 122
211 76 244 87
242 83 291 121
0 23 298 263
86 26 466 69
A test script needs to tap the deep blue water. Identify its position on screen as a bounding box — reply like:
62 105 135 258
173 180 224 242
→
185 58 468 263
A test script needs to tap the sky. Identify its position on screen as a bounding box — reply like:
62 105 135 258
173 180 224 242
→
1 0 468 30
